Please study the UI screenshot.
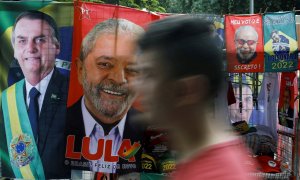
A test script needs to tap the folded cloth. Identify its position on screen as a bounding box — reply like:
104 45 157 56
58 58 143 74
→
256 155 281 173
232 120 257 135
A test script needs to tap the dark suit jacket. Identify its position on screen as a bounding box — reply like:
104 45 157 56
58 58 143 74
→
65 97 146 175
278 106 294 129
0 68 69 179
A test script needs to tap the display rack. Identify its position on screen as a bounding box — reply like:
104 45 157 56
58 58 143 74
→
231 72 299 179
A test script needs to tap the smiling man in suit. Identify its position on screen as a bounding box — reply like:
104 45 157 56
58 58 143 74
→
65 18 146 175
0 10 69 179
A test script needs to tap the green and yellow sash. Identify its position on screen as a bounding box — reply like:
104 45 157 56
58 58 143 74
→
1 79 45 179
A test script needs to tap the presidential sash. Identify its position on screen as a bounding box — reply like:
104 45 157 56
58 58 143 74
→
1 79 45 179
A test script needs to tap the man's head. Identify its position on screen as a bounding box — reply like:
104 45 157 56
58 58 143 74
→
271 30 280 43
136 16 224 126
229 84 253 123
77 18 144 124
234 25 258 64
12 10 60 85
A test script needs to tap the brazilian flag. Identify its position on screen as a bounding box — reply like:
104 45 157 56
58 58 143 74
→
263 12 298 72
0 1 73 178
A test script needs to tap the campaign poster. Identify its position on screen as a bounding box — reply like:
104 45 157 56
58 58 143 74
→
228 73 264 126
278 72 296 129
263 12 298 72
67 2 160 107
225 14 264 73
64 2 163 176
0 1 73 179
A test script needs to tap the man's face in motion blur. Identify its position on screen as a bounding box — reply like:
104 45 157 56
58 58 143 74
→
134 50 176 126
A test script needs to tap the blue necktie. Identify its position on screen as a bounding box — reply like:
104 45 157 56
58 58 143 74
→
28 87 40 141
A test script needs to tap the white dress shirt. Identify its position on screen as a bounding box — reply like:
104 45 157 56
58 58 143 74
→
25 69 54 113
81 96 127 173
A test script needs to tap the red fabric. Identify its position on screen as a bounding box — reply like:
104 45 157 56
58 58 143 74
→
256 156 281 173
278 72 296 109
171 140 260 180
225 15 264 73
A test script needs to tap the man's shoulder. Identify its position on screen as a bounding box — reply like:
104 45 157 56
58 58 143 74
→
124 108 147 138
46 69 69 99
66 97 84 129
288 107 294 116
51 68 69 84
65 97 85 146
1 79 25 100
126 108 143 124
67 97 82 114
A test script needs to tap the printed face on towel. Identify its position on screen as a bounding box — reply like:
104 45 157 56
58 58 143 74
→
13 18 60 82
234 26 258 64
271 31 281 43
229 84 253 123
78 30 140 123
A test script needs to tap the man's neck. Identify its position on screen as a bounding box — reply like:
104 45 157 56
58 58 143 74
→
25 69 53 86
90 112 121 136
176 129 236 164
171 110 236 163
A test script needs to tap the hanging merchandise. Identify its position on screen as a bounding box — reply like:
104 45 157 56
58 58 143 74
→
278 72 296 129
67 2 161 106
0 2 73 86
253 73 279 138
263 12 298 72
0 2 73 179
0 1 165 179
225 14 264 73
65 2 162 176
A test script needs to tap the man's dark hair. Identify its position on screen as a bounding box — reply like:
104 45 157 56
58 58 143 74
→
138 15 224 98
12 10 60 45
80 18 143 61
271 30 279 37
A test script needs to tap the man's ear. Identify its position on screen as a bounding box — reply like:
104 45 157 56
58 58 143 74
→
55 42 61 55
174 75 209 107
76 58 83 85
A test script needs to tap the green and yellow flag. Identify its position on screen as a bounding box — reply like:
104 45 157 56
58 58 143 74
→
263 12 298 72
0 1 73 178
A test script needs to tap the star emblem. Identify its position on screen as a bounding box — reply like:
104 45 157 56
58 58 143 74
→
77 3 91 20
11 135 31 159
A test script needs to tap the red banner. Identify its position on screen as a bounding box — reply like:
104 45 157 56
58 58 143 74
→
64 2 164 174
278 72 296 129
68 2 161 107
225 15 264 73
